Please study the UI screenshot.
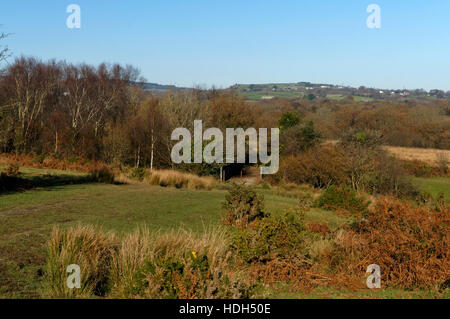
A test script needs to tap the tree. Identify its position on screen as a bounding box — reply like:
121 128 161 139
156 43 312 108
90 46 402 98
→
280 120 321 155
126 98 169 169
339 129 382 191
278 112 300 130
1 57 60 153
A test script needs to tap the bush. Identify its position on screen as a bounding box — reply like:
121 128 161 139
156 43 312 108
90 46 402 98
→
43 225 118 298
314 186 369 215
222 184 266 227
90 166 115 184
230 210 307 263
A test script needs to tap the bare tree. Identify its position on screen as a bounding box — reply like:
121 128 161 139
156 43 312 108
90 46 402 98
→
0 30 11 64
126 98 168 169
2 57 60 152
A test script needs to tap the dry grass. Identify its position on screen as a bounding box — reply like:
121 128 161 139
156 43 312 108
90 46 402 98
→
383 146 450 167
110 227 252 299
145 169 216 190
43 225 118 298
44 225 252 299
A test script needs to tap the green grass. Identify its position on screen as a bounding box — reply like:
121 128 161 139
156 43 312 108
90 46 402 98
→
326 94 374 102
0 165 86 177
413 177 450 200
240 90 303 101
326 94 345 100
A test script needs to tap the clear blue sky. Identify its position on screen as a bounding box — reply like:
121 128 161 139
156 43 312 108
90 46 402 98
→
1 0 449 90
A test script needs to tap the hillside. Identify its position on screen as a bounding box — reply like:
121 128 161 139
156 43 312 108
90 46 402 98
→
230 82 450 102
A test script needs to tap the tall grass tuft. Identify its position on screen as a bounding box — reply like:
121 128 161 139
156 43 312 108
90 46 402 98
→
43 225 118 298
43 225 253 299
110 227 253 299
89 166 115 184
145 170 215 190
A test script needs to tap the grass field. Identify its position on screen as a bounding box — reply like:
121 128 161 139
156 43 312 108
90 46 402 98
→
413 177 450 200
326 94 374 102
0 166 448 298
240 91 375 101
240 90 303 101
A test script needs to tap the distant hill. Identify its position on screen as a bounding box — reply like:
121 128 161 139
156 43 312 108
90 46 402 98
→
134 82 190 92
229 82 450 102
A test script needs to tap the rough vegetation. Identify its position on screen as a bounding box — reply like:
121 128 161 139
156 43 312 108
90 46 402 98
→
44 226 253 299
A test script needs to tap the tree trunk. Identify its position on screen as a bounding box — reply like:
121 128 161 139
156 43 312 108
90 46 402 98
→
137 145 141 167
150 131 155 172
54 131 58 154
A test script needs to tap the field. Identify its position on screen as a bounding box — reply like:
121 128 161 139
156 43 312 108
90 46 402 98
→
383 146 450 166
240 90 303 101
414 177 450 200
1 166 448 298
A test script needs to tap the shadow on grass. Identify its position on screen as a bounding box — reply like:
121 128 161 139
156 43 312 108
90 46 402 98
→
0 172 125 195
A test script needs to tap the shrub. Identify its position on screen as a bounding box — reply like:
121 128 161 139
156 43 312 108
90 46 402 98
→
110 228 253 299
222 184 266 227
314 186 369 215
230 210 307 263
90 166 115 184
43 225 118 298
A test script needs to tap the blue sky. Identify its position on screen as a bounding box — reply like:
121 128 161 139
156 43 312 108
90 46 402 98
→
1 0 449 90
